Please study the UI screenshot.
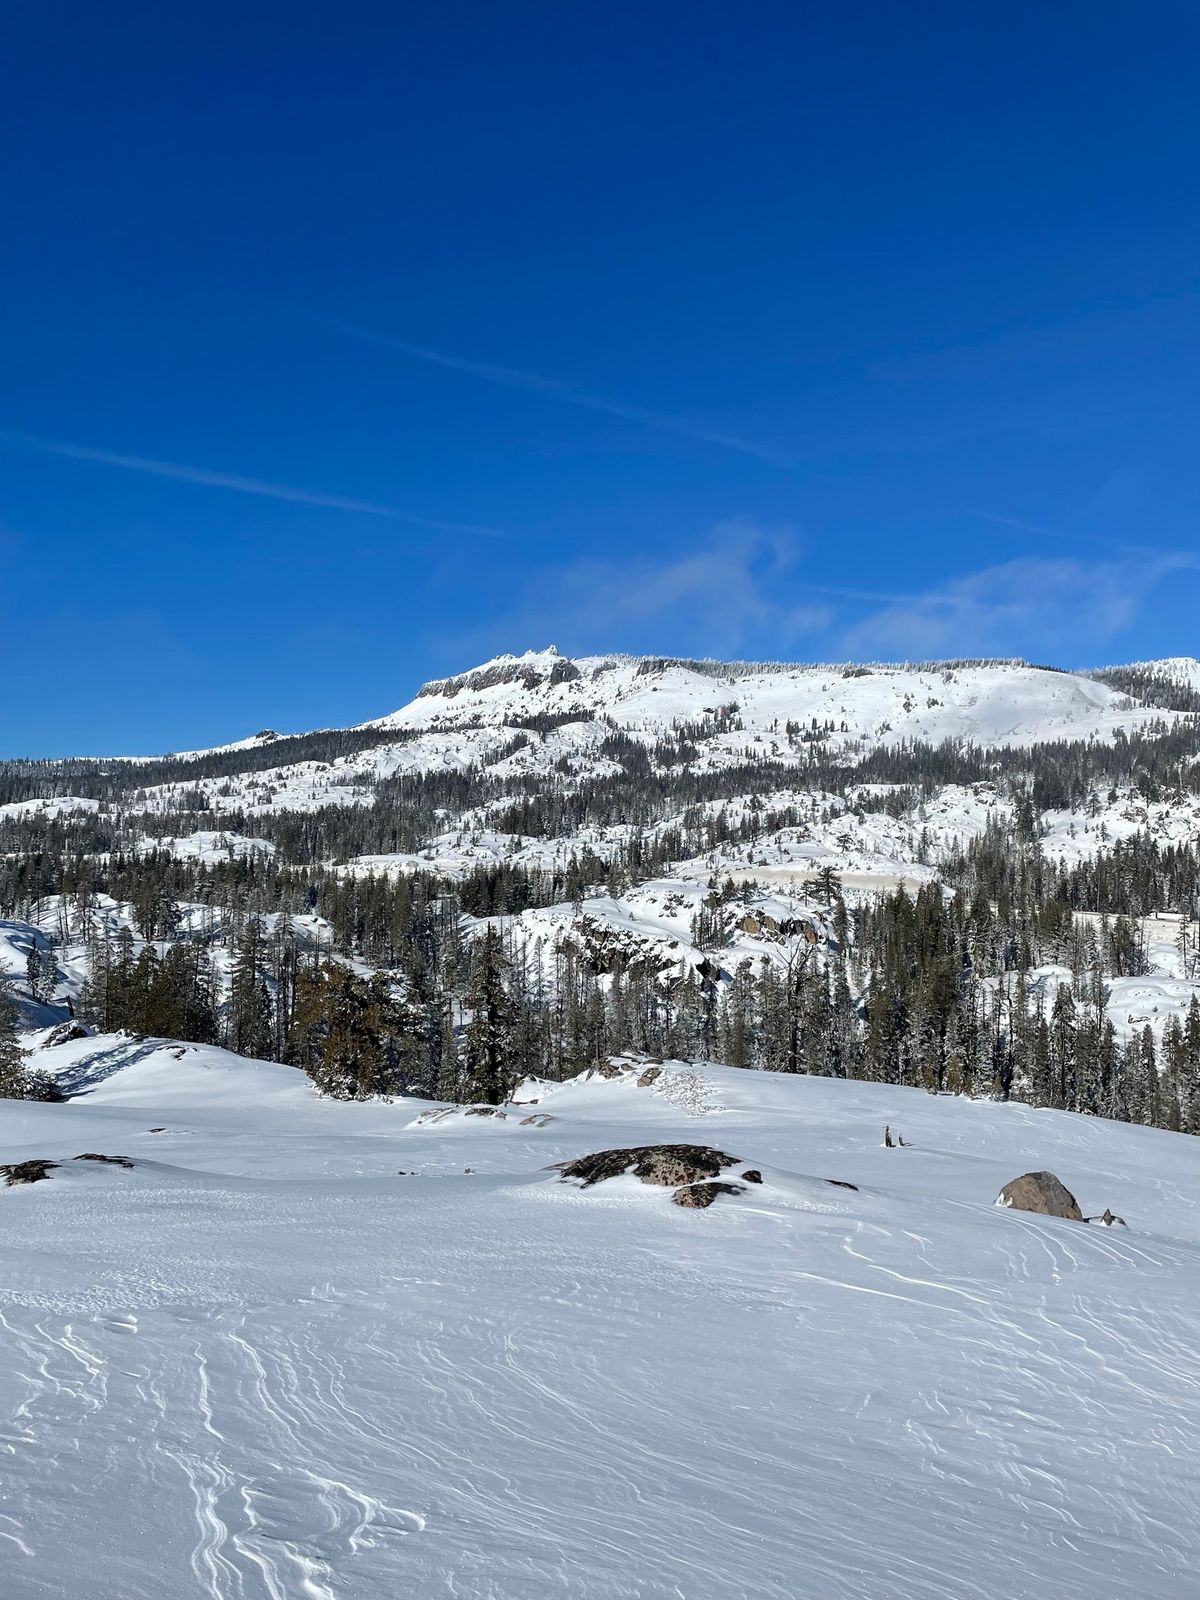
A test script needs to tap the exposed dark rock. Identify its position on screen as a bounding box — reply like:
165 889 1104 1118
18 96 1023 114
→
825 1178 859 1191
556 1143 742 1190
1087 1208 1127 1227
148 1127 166 1133
418 654 582 700
996 1171 1083 1222
741 1169 763 1184
73 1153 134 1168
2 1160 58 1187
43 1020 91 1047
636 1066 664 1087
672 1181 745 1209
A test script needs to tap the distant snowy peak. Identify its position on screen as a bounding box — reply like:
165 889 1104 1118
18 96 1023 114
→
366 650 1181 752
415 646 582 701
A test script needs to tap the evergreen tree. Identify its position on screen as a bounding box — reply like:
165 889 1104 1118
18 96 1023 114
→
461 927 515 1105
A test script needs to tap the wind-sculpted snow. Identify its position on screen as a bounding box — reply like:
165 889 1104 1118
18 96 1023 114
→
3 1041 1200 1598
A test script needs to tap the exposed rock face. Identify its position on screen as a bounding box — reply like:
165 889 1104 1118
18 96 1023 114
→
2 1160 58 1187
672 1181 745 1209
996 1171 1083 1221
556 1143 742 1190
418 654 582 700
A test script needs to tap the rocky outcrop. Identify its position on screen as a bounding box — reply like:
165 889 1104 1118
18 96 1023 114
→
43 1020 91 1047
417 653 581 700
74 1152 134 1168
556 1143 743 1190
2 1160 58 1187
995 1171 1083 1221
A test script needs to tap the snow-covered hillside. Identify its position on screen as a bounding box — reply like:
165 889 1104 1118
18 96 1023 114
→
108 649 1196 824
3 1040 1199 1599
371 647 1182 748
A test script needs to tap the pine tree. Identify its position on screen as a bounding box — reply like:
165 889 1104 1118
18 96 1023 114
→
229 916 274 1059
461 927 515 1105
0 977 59 1101
0 977 28 1095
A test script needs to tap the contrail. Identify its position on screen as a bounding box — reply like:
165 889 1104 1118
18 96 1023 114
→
0 427 507 538
312 313 796 468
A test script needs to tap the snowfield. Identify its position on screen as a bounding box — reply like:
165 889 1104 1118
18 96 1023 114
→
3 1041 1199 1599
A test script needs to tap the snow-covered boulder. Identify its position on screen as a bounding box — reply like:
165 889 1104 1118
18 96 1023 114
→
555 1143 743 1189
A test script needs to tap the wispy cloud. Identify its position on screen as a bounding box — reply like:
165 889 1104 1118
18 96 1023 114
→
312 314 795 467
0 427 507 538
841 552 1198 661
462 521 828 659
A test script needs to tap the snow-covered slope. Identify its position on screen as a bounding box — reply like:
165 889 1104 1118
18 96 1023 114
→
107 647 1193 833
371 647 1177 751
3 1040 1199 1599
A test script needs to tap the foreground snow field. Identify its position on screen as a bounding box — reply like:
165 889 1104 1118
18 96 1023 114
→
3 1042 1199 1599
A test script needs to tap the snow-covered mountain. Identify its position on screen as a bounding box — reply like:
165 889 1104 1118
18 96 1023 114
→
370 646 1181 750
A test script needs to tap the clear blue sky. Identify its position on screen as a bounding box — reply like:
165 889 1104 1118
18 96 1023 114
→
3 2 1199 754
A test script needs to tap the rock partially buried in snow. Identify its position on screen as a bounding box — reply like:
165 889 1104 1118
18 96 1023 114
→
637 1066 664 1087
555 1143 743 1190
2 1160 58 1187
996 1171 1083 1222
672 1181 746 1209
43 1019 91 1047
1087 1208 1127 1227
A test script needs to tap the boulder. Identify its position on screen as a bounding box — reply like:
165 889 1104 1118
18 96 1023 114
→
43 1020 91 1047
555 1143 742 1190
464 1106 507 1119
636 1066 664 1087
672 1181 745 1209
519 1114 554 1127
996 1171 1083 1221
2 1160 58 1187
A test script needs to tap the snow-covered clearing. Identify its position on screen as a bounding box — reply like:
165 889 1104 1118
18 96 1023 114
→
3 1041 1199 1598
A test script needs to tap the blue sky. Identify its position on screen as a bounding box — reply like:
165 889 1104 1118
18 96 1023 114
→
3 2 1199 754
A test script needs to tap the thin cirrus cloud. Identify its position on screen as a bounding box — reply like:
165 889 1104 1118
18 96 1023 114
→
839 552 1198 661
311 313 796 468
0 428 507 539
